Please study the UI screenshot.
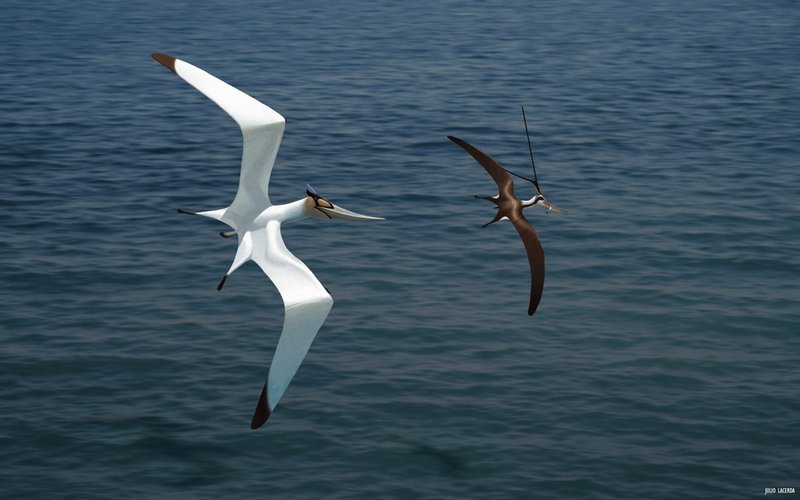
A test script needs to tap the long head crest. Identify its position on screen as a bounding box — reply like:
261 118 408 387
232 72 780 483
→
521 105 541 193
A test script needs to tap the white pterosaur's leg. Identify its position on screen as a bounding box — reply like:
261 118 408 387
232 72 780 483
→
217 231 253 290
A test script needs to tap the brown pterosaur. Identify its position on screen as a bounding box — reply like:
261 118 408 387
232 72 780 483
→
448 135 564 316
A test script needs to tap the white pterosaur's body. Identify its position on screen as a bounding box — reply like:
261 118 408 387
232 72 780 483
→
152 53 382 428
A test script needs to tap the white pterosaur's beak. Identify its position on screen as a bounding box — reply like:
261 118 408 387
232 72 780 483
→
305 184 384 221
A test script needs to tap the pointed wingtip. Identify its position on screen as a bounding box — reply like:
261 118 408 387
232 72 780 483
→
528 296 541 316
217 274 228 291
250 384 272 429
151 52 177 73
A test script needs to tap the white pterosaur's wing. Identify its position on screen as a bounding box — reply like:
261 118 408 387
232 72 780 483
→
152 53 285 223
248 220 333 428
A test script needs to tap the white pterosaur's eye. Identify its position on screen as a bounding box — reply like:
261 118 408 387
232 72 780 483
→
308 193 334 210
306 183 334 209
316 198 333 209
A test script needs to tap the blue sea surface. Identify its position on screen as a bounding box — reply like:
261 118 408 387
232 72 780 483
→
1 0 798 498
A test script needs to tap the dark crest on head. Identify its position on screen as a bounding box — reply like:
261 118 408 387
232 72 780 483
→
306 183 334 217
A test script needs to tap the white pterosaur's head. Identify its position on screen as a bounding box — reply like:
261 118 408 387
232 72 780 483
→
304 184 384 221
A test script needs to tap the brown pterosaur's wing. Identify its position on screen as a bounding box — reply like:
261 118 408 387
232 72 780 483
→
448 136 515 199
511 216 545 316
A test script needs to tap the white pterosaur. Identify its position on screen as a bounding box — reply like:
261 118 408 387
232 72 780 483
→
152 53 383 428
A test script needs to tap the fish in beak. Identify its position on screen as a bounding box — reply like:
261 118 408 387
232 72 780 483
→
304 184 384 221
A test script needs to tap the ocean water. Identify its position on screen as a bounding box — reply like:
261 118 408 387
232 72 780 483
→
1 0 798 498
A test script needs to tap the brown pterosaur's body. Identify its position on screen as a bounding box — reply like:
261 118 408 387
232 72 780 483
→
448 135 562 316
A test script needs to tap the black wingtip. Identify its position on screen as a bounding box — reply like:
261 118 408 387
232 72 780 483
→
177 208 197 215
528 298 541 316
151 52 177 73
250 384 272 429
217 274 228 291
